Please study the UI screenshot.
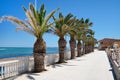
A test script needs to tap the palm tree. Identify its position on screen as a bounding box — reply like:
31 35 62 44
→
68 17 78 59
88 30 95 52
85 36 95 53
75 19 85 57
76 32 83 57
84 29 95 54
0 4 58 72
52 13 73 63
81 18 93 54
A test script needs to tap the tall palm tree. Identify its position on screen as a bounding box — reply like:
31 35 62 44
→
76 31 83 57
75 19 85 57
68 17 78 59
0 4 58 72
85 37 92 53
81 18 93 54
85 36 95 53
88 29 95 52
84 29 95 54
52 13 73 63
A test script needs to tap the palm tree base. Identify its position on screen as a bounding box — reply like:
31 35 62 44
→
33 69 47 73
70 57 76 59
56 60 67 64
76 55 81 57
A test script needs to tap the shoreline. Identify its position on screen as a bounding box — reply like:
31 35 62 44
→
0 50 71 62
0 47 70 59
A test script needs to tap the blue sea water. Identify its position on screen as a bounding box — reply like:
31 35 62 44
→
0 47 60 59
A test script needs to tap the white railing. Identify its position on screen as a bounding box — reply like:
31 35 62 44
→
0 60 19 79
0 51 73 79
106 48 120 65
0 56 34 79
106 48 120 80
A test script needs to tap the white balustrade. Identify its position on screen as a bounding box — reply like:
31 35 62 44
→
106 48 120 65
0 56 33 79
0 51 71 79
106 48 120 80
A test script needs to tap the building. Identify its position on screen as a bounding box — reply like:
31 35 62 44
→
98 38 120 50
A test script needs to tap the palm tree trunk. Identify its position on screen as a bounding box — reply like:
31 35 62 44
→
82 40 85 55
88 43 92 53
89 44 92 52
69 37 76 59
92 43 94 52
33 38 46 72
58 37 67 63
85 43 90 54
85 44 87 54
77 41 81 57
88 44 91 53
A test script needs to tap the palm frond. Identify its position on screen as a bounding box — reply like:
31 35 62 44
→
29 3 40 25
41 8 59 29
64 13 73 23
1 16 28 28
16 27 35 36
0 3 59 38
52 13 73 38
59 13 64 19
85 18 89 24
22 6 27 12
25 10 39 33
89 22 93 26
1 16 36 36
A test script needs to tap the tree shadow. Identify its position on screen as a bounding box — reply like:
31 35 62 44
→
27 75 35 80
26 73 42 80
74 59 86 61
62 64 77 66
27 73 40 76
51 62 77 68
52 64 63 68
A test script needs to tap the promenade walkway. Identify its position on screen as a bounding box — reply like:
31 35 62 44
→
15 50 114 80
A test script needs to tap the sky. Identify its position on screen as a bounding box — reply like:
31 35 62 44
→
0 0 120 47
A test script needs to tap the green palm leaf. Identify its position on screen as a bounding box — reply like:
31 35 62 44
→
52 13 73 38
1 3 58 38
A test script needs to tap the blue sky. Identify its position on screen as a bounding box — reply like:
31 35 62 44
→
0 0 120 47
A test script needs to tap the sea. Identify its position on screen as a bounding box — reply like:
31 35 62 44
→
0 47 63 59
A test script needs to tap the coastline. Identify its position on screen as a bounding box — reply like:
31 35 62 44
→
0 50 71 63
0 47 70 59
